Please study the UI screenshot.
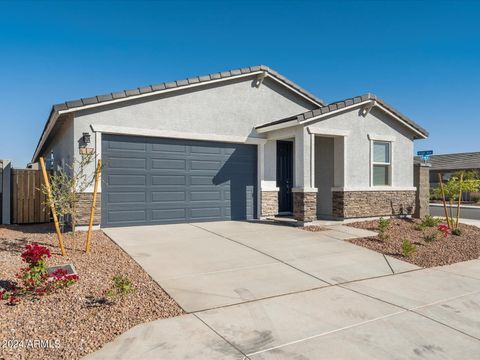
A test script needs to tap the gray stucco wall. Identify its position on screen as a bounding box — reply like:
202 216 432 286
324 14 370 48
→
41 114 75 172
73 75 316 185
309 107 415 188
315 137 334 216
75 76 315 138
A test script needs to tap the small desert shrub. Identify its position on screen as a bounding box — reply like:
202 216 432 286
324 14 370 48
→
423 230 439 242
415 223 427 231
452 227 462 236
421 215 442 228
402 239 416 257
377 217 390 241
106 275 134 298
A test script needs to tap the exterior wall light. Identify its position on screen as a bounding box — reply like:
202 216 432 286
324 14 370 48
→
82 132 91 145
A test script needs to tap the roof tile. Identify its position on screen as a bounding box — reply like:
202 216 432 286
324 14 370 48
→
151 83 166 91
112 91 127 99
139 86 152 94
125 89 140 96
97 94 113 102
66 99 83 108
82 97 98 105
187 77 200 84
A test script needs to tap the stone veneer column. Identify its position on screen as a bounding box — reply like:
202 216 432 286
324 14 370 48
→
293 191 317 222
76 192 102 226
261 191 279 217
414 163 431 219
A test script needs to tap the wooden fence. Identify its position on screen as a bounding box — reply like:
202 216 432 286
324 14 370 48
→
11 169 50 224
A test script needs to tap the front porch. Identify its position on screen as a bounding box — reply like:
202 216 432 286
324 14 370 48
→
257 122 420 223
258 126 348 223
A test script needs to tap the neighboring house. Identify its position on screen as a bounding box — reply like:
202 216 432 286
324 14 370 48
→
420 152 480 201
32 65 428 228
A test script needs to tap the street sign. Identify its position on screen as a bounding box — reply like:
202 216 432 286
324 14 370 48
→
417 150 433 162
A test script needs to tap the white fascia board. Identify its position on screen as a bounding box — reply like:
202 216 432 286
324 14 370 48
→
255 120 299 133
300 101 427 140
307 127 350 137
375 104 427 139
299 100 373 125
90 124 268 145
32 111 60 162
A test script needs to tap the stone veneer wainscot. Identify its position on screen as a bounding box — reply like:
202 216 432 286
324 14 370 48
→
332 190 416 219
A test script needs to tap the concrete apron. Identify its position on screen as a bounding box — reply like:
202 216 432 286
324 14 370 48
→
102 221 415 312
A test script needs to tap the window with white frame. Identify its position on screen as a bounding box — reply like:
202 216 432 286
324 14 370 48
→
372 141 391 186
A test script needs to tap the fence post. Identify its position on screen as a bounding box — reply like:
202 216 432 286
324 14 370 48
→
2 160 11 225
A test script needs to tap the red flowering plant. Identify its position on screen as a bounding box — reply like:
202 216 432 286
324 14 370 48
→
1 243 79 305
437 224 450 238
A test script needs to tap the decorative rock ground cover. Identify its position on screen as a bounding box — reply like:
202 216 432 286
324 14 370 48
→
348 218 480 268
0 224 184 360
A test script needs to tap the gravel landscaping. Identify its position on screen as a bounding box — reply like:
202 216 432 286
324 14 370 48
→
0 224 184 360
348 218 480 268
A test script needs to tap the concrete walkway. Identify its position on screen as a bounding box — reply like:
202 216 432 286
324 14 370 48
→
87 222 480 359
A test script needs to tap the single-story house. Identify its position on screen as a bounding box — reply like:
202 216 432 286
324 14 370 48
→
32 65 429 228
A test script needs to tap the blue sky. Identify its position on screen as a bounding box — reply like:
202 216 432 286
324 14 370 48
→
1 0 479 166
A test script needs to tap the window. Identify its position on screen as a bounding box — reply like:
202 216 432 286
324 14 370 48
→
372 141 391 186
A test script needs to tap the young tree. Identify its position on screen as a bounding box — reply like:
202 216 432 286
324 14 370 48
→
41 153 98 237
433 172 480 229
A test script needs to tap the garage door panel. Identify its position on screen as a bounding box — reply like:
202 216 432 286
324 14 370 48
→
190 190 222 201
104 140 147 152
151 158 187 170
190 160 222 170
108 157 147 169
190 175 214 185
190 145 222 154
151 175 187 185
190 207 222 219
107 174 146 186
151 143 187 153
151 208 187 222
102 134 257 227
108 209 147 223
108 191 147 204
151 191 187 202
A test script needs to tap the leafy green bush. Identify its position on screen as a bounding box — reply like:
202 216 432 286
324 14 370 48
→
452 227 462 236
402 239 416 257
423 230 439 242
421 215 442 228
377 217 390 241
471 195 480 203
106 275 134 298
415 223 426 231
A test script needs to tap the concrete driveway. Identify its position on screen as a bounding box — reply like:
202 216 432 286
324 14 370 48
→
87 221 480 359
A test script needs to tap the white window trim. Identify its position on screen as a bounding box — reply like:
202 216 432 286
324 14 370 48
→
370 140 393 187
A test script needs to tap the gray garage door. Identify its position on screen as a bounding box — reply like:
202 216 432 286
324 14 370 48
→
101 134 257 227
